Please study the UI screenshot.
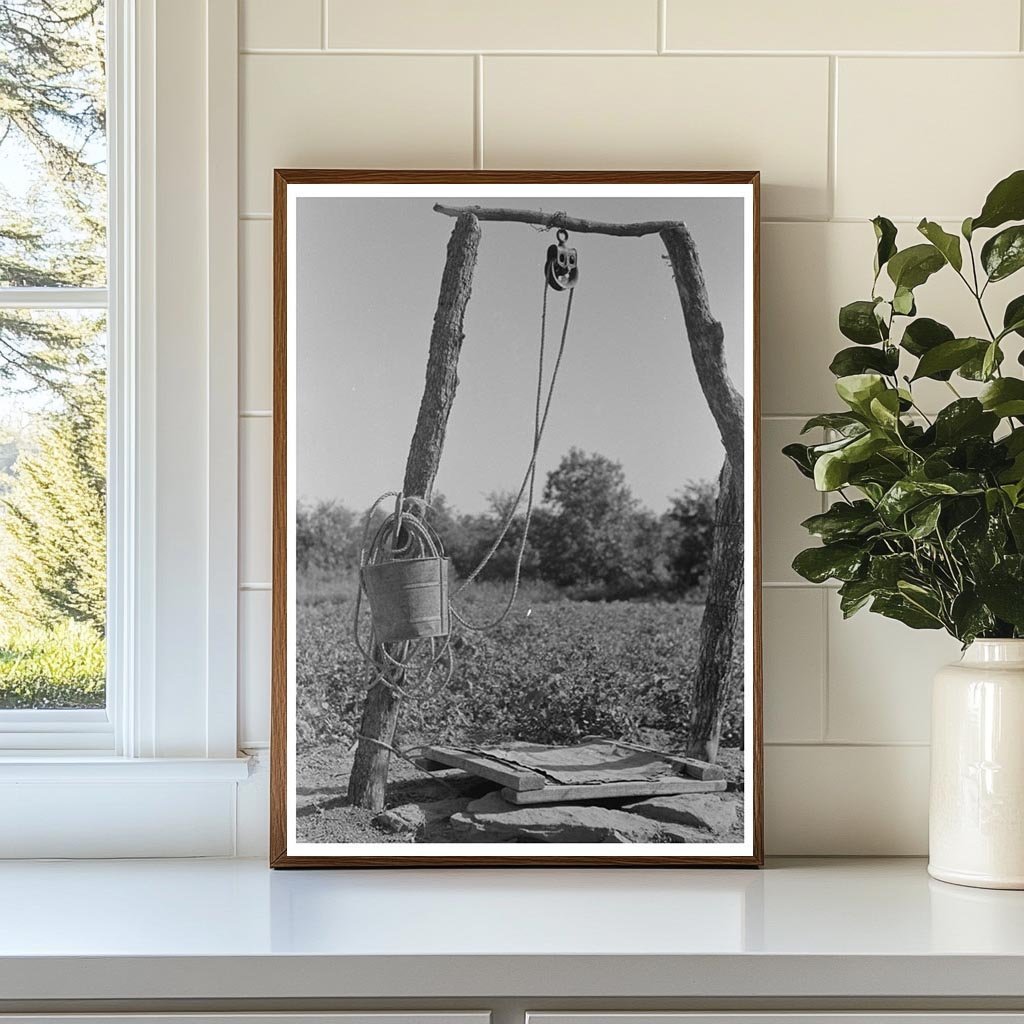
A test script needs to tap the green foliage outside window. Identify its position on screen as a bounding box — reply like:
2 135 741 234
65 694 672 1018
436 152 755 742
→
0 1 107 708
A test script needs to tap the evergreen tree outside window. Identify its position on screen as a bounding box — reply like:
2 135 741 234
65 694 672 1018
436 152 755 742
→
0 1 107 709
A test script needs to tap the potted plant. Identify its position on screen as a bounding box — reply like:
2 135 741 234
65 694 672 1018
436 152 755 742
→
785 169 1024 889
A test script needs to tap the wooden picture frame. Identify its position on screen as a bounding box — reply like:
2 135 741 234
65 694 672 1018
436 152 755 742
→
271 170 762 867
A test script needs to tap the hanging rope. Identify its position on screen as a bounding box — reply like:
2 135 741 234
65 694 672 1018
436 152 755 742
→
451 280 574 630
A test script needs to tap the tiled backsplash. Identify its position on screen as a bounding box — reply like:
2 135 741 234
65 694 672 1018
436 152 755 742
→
236 0 1023 853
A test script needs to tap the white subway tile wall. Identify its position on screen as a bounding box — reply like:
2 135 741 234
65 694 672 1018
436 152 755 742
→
836 58 1024 221
236 0 1024 853
240 220 273 411
664 0 1021 54
483 56 830 219
241 0 322 50
325 0 660 52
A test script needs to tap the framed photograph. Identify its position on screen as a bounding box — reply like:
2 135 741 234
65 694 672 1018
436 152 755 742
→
270 170 762 867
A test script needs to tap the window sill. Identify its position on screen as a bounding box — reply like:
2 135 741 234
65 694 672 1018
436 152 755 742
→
0 754 252 782
0 709 114 752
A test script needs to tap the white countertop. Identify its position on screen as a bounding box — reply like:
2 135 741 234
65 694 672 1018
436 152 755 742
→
2 857 1024 1002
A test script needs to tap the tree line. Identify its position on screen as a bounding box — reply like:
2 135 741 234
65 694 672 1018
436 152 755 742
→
0 2 107 640
298 448 717 601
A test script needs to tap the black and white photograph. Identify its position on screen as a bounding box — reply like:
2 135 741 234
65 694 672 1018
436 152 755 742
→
272 172 762 866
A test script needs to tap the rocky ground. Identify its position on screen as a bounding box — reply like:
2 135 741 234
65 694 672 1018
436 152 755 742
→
296 741 745 845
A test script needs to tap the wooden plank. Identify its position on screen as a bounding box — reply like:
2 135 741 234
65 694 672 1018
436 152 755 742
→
581 736 728 781
500 777 727 805
419 746 547 792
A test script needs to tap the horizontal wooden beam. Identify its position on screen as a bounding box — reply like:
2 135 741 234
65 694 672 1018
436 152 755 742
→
416 746 547 792
433 203 684 237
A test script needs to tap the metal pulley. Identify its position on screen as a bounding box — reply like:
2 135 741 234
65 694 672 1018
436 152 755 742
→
545 228 579 291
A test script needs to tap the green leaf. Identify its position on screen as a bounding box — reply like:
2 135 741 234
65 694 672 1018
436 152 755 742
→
839 299 886 345
1003 295 1024 339
1009 508 1024 546
959 343 1004 381
1006 427 1024 456
800 501 879 543
887 243 946 291
792 542 866 584
814 450 851 491
981 225 1024 282
962 216 974 241
985 487 1009 514
976 576 1024 629
800 413 865 435
877 479 958 524
850 459 907 490
868 552 915 587
917 218 963 272
911 337 988 381
900 317 955 359
856 481 886 504
908 500 942 540
933 399 999 445
998 432 1024 487
838 578 880 617
836 373 887 413
933 470 986 494
971 169 1024 232
782 442 814 479
872 216 898 277
809 433 865 456
871 594 943 630
982 341 1001 381
829 345 899 378
891 286 916 316
846 431 889 465
999 318 1024 340
980 378 1024 418
868 388 902 430
950 592 995 644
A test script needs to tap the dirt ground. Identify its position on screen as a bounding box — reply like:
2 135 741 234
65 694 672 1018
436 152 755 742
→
296 740 746 845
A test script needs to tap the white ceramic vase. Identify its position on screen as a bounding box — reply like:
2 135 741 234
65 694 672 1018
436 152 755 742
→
929 639 1024 889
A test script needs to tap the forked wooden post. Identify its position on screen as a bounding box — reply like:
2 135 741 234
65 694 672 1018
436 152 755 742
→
347 212 481 811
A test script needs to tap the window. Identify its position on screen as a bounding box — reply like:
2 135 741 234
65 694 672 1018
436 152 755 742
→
0 1 109 742
0 0 246 855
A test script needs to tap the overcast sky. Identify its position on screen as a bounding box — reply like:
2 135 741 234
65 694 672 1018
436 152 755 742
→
296 194 746 516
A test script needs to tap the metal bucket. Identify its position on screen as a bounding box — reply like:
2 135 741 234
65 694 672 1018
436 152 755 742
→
361 556 451 642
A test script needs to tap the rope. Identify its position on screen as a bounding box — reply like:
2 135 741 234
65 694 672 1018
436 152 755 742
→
451 281 574 630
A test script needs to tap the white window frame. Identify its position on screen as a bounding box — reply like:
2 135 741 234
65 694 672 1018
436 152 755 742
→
0 0 123 753
0 0 248 856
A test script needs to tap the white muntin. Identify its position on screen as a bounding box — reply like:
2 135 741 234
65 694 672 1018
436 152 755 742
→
930 639 1024 889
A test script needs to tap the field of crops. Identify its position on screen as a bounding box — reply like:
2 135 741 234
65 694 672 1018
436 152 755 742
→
295 570 745 758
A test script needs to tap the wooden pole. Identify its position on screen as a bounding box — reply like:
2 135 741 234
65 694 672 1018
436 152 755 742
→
685 457 743 762
660 226 745 763
347 212 481 811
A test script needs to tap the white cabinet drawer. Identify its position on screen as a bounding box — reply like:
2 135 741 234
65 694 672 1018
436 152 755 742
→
529 1016 1024 1024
